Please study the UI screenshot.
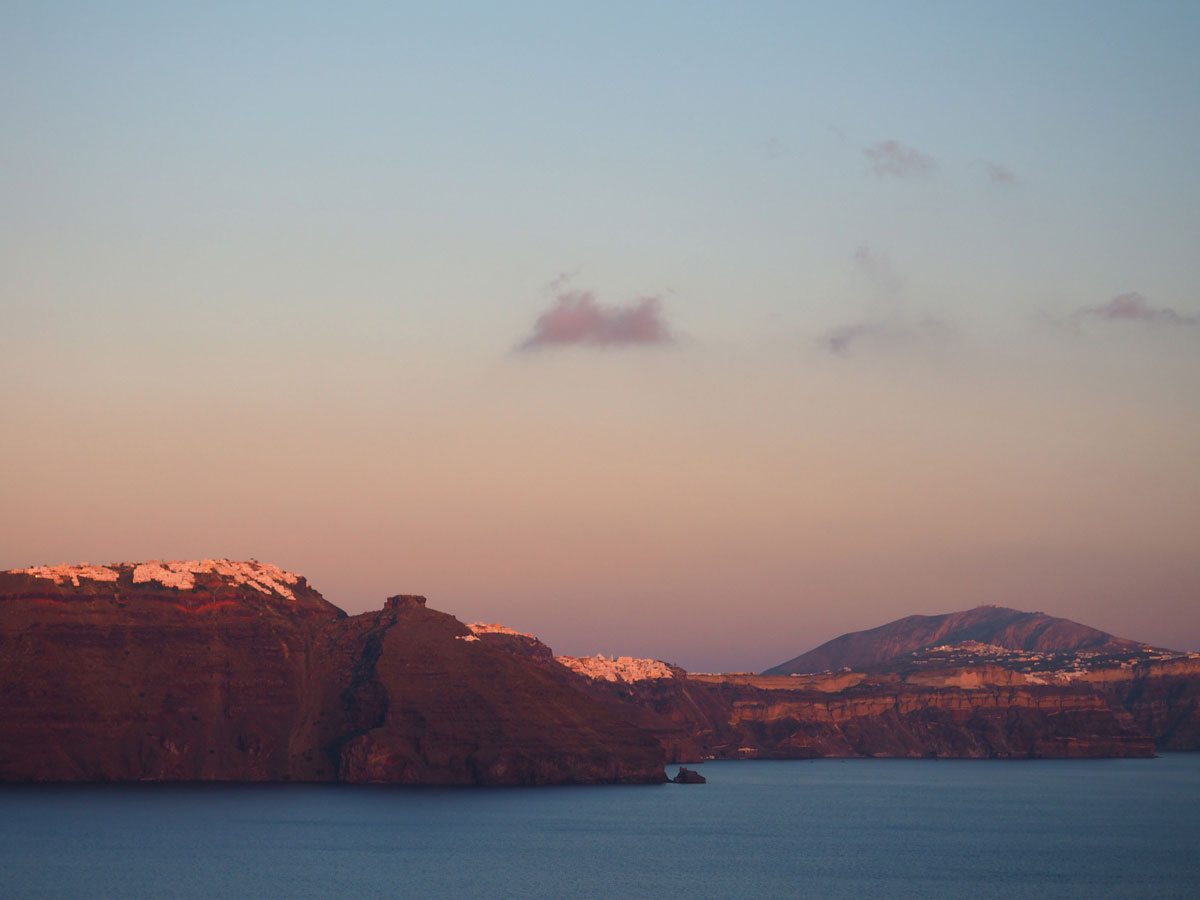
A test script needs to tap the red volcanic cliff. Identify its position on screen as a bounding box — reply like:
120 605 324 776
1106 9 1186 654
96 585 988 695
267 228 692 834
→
0 562 665 785
564 665 1157 761
678 672 1156 759
558 626 1200 761
1084 657 1200 751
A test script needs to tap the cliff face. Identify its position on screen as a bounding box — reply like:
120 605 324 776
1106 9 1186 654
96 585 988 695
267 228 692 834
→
0 563 665 785
765 606 1152 675
567 668 1158 761
1085 657 1200 751
320 596 665 785
0 561 339 782
681 673 1155 759
553 642 1200 761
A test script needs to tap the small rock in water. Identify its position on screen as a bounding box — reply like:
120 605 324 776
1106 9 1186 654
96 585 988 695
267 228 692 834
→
672 766 706 784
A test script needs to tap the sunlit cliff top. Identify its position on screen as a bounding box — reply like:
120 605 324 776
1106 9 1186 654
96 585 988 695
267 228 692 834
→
9 559 303 600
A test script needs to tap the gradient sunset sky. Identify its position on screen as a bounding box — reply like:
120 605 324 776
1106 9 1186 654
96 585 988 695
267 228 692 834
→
3 2 1198 671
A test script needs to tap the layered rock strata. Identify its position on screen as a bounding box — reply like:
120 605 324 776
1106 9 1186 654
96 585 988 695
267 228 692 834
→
0 562 666 785
563 654 1199 761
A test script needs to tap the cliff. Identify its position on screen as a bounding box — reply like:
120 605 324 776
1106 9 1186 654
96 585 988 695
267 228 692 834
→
1084 657 1200 751
555 635 1200 760
3 563 1194 776
563 665 1158 760
0 562 665 785
679 671 1156 759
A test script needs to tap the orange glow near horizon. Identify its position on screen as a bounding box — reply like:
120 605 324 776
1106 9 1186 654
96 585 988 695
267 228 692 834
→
4 338 1197 671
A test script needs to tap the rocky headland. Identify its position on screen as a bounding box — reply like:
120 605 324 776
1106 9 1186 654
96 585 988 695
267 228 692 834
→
0 561 666 785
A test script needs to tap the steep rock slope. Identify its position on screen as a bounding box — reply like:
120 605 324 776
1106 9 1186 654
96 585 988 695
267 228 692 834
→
0 562 665 785
764 605 1151 675
0 561 339 781
1085 657 1200 751
324 596 666 784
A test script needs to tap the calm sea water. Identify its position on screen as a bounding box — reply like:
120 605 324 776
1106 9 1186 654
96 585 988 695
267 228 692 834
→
2 756 1197 899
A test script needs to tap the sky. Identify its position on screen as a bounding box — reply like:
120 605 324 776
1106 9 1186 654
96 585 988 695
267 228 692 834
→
2 2 1198 672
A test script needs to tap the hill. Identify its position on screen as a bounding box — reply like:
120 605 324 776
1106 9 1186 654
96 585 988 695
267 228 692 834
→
763 605 1151 675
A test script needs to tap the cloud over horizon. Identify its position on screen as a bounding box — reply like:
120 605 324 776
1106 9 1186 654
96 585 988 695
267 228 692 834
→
864 140 937 178
518 291 672 351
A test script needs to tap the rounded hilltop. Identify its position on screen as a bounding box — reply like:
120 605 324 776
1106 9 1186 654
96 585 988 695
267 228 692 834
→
764 605 1160 676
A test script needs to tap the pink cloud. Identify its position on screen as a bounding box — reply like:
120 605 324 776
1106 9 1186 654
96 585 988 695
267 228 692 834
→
1075 292 1196 325
863 140 937 178
519 291 672 350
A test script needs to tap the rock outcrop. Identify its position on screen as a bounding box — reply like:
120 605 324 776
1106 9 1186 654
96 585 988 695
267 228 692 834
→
0 561 666 785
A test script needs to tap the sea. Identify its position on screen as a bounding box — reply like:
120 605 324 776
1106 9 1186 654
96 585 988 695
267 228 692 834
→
2 755 1197 899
